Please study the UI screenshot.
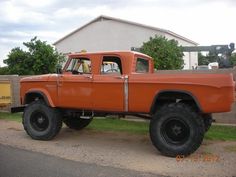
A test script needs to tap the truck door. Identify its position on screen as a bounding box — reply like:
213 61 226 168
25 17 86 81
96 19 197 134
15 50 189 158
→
58 57 93 109
92 56 125 112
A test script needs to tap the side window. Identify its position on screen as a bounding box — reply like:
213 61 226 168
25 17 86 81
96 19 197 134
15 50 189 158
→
66 58 91 74
135 58 149 73
101 56 122 75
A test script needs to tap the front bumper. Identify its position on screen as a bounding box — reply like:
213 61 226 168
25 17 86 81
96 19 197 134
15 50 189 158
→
11 106 25 113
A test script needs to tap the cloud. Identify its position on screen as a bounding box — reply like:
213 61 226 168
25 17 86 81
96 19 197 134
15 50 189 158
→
0 0 235 66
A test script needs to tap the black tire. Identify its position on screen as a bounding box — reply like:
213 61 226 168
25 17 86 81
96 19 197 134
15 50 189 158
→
63 116 93 130
150 102 205 157
23 100 62 140
202 114 213 132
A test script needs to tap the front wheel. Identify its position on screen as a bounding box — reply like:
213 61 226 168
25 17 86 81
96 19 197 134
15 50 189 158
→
150 103 205 157
23 100 62 140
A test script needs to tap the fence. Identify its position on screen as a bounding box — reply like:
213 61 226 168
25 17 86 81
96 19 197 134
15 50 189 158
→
0 75 25 112
0 70 236 123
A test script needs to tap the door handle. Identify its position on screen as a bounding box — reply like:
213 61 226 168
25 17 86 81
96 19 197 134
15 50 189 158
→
115 76 124 79
85 75 93 79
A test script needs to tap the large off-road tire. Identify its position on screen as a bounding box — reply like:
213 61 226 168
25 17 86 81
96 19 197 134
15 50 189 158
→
23 100 62 140
150 102 205 157
63 116 93 130
202 114 213 132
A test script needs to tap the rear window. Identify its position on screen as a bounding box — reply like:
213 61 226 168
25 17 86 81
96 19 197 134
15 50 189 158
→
135 58 149 73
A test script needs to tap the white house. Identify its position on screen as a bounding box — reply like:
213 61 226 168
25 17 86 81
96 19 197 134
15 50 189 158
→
54 15 198 69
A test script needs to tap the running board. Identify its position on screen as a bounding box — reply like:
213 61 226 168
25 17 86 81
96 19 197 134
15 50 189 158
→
80 116 93 119
80 110 94 119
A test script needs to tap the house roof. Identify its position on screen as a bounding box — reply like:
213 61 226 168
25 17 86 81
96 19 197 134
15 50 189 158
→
53 15 198 45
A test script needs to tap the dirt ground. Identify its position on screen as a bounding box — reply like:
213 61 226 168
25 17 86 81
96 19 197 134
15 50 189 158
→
0 119 236 177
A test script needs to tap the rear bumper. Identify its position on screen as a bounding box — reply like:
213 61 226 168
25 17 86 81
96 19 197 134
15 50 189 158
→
11 106 25 113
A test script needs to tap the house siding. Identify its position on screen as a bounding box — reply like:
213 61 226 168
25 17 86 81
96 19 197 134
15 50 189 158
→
55 17 198 69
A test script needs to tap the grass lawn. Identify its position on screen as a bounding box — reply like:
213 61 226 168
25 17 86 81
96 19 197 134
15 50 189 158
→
204 125 236 141
0 112 236 141
87 118 149 135
0 112 22 122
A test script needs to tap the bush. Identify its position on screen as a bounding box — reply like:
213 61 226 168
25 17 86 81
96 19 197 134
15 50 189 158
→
140 35 184 70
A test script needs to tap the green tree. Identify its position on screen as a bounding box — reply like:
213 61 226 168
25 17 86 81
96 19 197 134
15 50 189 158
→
4 47 31 75
230 53 236 66
207 52 218 63
4 37 65 75
198 52 218 66
140 35 184 70
0 66 9 75
198 52 209 65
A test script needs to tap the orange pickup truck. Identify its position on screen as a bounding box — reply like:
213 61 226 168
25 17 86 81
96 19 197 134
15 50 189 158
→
12 51 235 157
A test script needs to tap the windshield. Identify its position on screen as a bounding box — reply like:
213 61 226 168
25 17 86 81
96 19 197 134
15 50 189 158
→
66 58 91 74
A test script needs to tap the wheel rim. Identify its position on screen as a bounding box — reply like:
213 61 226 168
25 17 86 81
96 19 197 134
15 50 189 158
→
161 117 190 145
30 111 49 131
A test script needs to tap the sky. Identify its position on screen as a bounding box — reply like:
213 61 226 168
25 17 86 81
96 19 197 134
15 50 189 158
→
0 0 236 66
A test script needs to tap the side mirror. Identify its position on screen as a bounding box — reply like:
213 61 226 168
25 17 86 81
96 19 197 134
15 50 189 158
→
56 66 62 74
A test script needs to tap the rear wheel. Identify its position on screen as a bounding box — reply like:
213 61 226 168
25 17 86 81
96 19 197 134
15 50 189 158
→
63 116 93 130
150 102 205 157
23 100 62 140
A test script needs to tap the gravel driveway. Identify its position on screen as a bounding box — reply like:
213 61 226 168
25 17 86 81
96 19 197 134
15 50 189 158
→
0 119 236 177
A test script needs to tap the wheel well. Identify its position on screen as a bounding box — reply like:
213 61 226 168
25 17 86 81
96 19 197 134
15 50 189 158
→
150 91 201 114
24 92 49 105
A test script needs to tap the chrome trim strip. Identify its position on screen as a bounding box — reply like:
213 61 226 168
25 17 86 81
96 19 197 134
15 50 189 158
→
124 75 129 112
